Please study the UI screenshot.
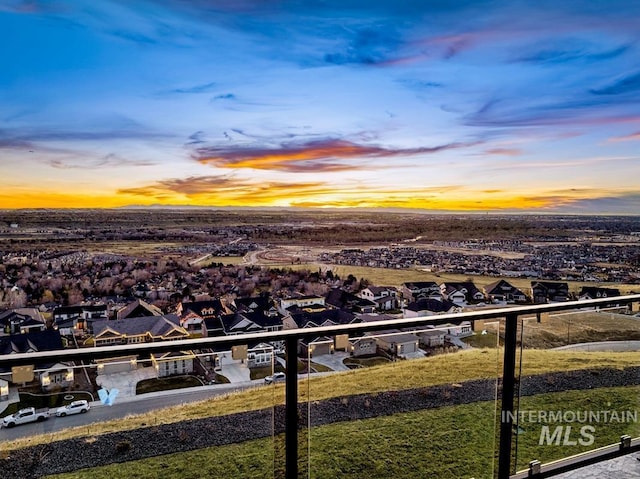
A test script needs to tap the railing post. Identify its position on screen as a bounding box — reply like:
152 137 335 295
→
498 313 518 479
285 336 298 479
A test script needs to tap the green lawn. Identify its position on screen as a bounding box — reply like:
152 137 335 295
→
136 376 203 395
46 385 640 479
463 331 502 348
343 356 392 369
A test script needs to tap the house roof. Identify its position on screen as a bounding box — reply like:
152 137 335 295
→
180 299 225 319
151 350 196 360
93 314 186 339
403 281 439 291
0 329 64 356
202 316 224 334
405 298 457 313
220 313 263 334
117 299 163 319
325 288 376 311
531 281 568 290
579 286 621 297
53 304 107 317
484 279 525 296
233 294 273 313
364 286 397 294
442 281 481 294
289 308 356 329
358 313 396 323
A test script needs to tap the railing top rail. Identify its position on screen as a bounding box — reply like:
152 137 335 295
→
1 294 639 368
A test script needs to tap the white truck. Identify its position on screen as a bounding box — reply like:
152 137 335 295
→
1 407 50 428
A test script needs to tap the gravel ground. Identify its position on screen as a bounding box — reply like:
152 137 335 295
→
3 366 640 479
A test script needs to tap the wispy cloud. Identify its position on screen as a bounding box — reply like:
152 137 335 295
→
512 43 630 65
607 131 640 142
484 148 522 156
194 138 479 172
118 175 334 204
0 126 176 144
466 94 640 128
159 82 218 95
591 71 640 96
47 153 155 169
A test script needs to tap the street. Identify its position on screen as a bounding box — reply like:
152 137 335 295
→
0 381 262 442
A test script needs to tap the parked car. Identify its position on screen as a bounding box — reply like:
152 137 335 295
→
56 400 90 417
1 407 49 428
264 372 286 384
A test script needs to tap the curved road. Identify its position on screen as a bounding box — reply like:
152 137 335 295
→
1 381 263 441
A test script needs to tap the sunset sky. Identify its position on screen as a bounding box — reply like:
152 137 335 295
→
1 0 640 213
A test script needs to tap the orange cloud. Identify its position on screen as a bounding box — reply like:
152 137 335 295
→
117 175 335 206
195 138 478 171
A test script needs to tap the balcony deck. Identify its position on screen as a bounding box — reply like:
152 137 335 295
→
555 453 640 478
2 295 640 479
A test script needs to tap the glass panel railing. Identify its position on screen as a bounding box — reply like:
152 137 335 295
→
512 303 640 474
304 317 502 479
0 345 278 479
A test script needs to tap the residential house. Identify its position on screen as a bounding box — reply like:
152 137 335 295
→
419 329 447 347
375 331 420 356
303 336 334 357
283 307 358 356
40 362 75 392
151 351 196 378
95 356 138 375
348 336 378 357
177 299 227 334
231 293 278 316
116 299 163 320
401 281 441 303
53 304 108 334
578 286 621 300
358 286 399 311
246 343 274 368
92 314 188 346
483 279 528 304
325 288 376 314
531 281 569 303
441 321 473 337
440 282 485 305
358 313 420 357
0 309 46 336
0 329 73 390
278 294 326 314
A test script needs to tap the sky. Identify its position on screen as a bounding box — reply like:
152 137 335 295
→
1 0 640 214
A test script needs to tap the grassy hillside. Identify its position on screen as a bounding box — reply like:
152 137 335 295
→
4 349 640 454
47 386 640 479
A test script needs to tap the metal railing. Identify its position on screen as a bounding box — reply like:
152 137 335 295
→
2 294 640 478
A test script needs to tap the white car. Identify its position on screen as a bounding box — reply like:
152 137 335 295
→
264 372 286 384
56 400 90 417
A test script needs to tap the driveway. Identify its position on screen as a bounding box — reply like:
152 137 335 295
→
307 351 350 371
95 366 157 398
218 354 251 383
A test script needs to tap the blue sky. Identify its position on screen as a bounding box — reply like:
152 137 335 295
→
1 0 640 213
